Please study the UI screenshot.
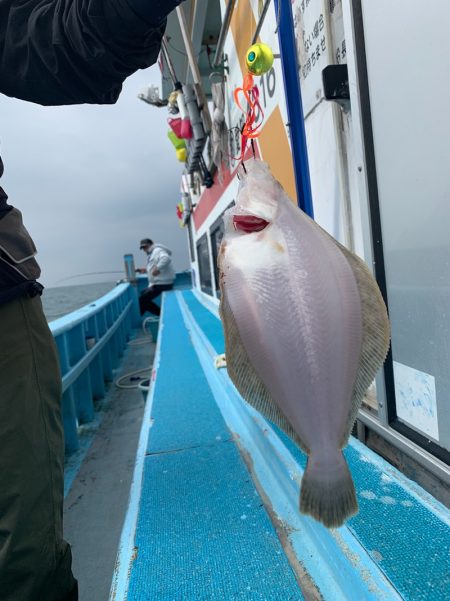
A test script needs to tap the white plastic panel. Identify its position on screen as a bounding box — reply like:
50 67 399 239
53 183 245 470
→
304 101 344 240
361 0 450 448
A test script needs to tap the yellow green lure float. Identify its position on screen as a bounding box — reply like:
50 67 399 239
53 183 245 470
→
246 42 274 76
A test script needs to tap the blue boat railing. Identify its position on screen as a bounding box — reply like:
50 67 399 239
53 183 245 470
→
49 283 138 454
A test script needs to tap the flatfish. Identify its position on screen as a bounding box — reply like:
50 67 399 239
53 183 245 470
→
218 159 390 528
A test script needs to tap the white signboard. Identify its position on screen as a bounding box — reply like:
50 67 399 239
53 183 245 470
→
394 361 439 441
292 0 330 115
329 0 346 65
292 0 348 115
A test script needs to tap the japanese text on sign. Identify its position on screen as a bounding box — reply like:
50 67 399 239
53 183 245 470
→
294 10 327 81
335 39 346 64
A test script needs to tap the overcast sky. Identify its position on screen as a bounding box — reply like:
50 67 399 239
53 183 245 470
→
0 65 190 288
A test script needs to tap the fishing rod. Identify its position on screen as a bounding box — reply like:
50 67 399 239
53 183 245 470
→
53 271 124 285
161 37 179 86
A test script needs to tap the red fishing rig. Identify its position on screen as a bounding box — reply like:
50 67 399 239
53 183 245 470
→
233 42 274 165
233 72 264 164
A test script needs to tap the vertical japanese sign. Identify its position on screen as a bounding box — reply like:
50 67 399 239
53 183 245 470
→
328 0 346 65
292 0 347 115
292 0 329 115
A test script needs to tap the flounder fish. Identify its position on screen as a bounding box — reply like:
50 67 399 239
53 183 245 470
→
218 160 390 528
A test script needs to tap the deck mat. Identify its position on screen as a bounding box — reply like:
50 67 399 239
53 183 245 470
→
181 290 450 601
146 320 230 454
127 293 303 600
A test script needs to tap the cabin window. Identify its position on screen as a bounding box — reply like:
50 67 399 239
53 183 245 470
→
210 218 225 297
360 1 450 460
196 234 213 295
210 202 235 297
187 220 195 263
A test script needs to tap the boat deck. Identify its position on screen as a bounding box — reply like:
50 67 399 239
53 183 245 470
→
63 323 155 601
108 290 449 600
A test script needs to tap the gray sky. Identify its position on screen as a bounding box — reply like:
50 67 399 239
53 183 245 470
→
0 65 190 288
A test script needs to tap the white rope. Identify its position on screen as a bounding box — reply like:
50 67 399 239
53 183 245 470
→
114 368 151 390
114 317 159 388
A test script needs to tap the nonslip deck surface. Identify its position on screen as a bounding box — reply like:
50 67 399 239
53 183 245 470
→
126 293 303 600
181 290 450 601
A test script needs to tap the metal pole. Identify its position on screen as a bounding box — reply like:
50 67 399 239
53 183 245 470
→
123 254 136 283
252 0 272 44
176 4 212 130
274 0 314 217
176 4 203 86
213 0 237 67
161 37 179 85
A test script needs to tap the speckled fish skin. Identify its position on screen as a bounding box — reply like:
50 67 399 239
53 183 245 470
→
218 159 390 528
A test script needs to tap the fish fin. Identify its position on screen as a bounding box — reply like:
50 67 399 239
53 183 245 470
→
306 216 391 446
332 243 391 445
300 453 358 528
219 283 310 455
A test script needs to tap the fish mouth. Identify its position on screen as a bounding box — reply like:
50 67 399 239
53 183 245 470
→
233 214 270 233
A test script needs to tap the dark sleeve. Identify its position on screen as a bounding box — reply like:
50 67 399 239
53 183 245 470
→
0 189 11 219
0 0 180 106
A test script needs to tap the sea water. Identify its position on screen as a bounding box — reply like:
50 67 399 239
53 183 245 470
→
42 281 116 322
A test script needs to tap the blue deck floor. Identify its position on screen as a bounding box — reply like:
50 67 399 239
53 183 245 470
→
113 290 450 601
180 290 450 601
125 294 303 600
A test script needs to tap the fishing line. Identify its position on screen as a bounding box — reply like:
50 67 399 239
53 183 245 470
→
233 1 277 165
166 37 204 61
53 271 124 285
274 0 282 34
250 0 254 47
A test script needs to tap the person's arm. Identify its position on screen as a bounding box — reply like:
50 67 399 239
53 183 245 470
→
152 250 171 275
0 0 182 106
0 193 11 219
0 159 10 219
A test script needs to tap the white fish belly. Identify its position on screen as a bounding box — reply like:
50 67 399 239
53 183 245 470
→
221 197 363 461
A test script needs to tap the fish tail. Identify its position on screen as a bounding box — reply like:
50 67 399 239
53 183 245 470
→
300 452 358 528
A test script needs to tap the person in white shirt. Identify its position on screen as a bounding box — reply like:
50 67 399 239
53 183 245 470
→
138 238 175 316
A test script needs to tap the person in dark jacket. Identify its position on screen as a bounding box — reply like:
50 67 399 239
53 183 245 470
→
0 2 184 600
